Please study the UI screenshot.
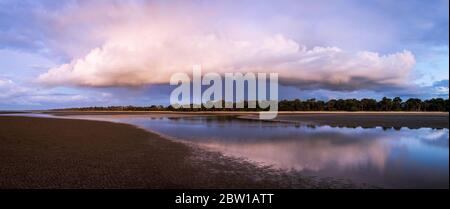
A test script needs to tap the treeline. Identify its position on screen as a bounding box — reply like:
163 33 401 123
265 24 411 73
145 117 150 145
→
58 97 449 112
278 97 449 111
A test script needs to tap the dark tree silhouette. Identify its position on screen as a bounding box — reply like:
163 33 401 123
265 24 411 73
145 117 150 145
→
57 97 449 112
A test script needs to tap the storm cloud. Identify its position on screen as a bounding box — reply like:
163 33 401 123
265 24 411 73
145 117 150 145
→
0 0 447 109
34 1 415 91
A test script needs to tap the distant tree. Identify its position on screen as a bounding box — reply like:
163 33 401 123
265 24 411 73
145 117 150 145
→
392 97 402 111
405 98 423 111
293 99 302 111
360 98 377 111
379 97 393 111
345 99 360 111
316 100 325 111
424 98 446 111
326 99 337 111
445 99 450 112
279 100 295 111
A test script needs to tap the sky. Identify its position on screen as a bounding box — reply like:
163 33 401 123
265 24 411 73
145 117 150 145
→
0 0 448 110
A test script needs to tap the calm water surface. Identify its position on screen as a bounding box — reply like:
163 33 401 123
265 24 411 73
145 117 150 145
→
7 114 448 188
59 114 449 189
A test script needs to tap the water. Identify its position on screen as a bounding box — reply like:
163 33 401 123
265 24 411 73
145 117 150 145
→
4 113 449 188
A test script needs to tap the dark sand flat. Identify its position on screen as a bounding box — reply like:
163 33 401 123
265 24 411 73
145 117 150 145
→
0 116 350 189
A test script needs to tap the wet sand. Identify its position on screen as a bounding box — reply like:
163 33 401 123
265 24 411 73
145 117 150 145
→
0 116 358 189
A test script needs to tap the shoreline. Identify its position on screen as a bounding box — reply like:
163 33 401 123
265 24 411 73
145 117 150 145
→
2 110 448 115
0 116 363 189
40 110 449 114
40 111 449 129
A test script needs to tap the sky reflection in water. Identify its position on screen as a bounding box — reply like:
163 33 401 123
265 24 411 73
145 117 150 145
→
61 115 450 188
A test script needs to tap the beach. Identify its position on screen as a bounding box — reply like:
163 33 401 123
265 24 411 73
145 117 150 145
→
0 116 354 189
1 113 448 188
